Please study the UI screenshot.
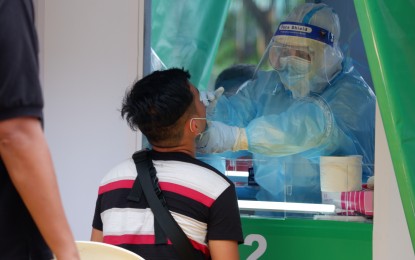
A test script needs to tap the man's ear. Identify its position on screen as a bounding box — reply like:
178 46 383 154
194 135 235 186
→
189 117 198 134
188 116 206 137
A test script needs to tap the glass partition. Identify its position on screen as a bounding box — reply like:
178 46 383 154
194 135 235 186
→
198 155 374 222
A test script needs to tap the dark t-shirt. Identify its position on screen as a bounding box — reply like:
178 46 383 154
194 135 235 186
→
0 0 52 258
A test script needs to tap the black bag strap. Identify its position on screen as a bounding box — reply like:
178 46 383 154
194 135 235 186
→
128 153 167 245
130 150 198 260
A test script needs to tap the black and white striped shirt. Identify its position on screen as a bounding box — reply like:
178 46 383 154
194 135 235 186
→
92 150 243 259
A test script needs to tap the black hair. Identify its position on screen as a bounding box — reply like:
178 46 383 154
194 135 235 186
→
121 68 194 145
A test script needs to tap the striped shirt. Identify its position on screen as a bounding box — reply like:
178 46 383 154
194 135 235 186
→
92 150 243 259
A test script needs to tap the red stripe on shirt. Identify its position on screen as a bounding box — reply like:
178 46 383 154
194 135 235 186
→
190 239 210 256
99 180 135 195
159 182 215 207
104 234 172 245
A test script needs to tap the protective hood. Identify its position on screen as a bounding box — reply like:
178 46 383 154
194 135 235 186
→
255 3 343 98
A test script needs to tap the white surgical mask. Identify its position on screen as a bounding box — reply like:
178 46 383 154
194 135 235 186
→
279 56 311 74
277 56 311 98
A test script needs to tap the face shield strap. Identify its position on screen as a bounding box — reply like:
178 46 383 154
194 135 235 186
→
274 22 334 47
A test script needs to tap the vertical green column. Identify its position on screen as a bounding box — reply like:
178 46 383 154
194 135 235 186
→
354 0 415 251
151 0 230 90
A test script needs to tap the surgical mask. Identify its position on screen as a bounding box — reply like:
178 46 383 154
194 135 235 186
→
279 56 310 74
277 56 311 98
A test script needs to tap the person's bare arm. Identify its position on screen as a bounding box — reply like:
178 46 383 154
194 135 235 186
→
90 228 104 242
208 240 240 260
0 117 80 260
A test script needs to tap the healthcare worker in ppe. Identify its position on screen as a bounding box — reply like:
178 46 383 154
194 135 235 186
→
197 2 376 206
197 64 255 173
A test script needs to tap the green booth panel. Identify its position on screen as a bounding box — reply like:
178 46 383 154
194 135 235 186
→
239 217 372 260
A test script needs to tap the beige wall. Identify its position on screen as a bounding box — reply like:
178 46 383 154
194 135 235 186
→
36 0 143 240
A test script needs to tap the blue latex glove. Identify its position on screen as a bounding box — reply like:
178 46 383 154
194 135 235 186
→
199 87 224 116
196 121 247 154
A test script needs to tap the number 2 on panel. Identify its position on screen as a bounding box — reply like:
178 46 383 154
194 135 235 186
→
244 234 267 260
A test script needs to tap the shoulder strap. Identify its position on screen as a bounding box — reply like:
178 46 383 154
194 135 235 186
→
131 150 198 260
